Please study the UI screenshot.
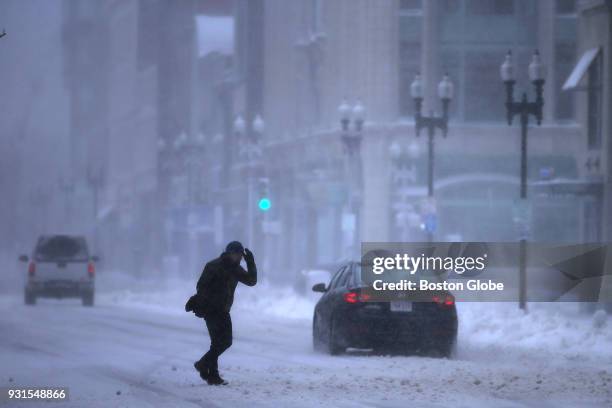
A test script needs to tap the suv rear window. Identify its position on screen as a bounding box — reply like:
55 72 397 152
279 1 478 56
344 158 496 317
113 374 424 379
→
34 235 89 262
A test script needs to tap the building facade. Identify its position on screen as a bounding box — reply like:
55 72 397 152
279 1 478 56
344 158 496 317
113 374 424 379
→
62 0 200 276
570 0 611 239
233 0 593 283
568 0 611 307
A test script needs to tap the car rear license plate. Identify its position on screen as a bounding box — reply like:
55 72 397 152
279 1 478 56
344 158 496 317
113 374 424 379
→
390 301 412 312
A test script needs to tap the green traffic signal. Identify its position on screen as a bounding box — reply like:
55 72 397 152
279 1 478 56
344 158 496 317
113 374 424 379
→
258 198 271 211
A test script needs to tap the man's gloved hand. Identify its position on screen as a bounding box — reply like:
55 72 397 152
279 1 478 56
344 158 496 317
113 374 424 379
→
244 247 255 264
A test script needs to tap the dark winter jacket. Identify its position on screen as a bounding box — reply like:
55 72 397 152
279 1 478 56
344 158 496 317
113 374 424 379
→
194 252 257 313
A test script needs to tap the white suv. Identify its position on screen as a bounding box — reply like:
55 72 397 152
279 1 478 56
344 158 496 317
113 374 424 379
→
19 235 98 306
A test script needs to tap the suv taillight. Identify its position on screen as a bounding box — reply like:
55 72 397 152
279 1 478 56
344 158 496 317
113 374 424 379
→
343 291 371 304
28 262 36 277
87 262 95 278
432 294 455 307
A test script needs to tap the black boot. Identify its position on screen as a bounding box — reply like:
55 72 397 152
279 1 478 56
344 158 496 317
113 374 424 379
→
193 361 211 382
207 369 228 386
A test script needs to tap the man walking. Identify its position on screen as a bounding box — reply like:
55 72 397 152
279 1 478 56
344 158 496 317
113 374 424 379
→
193 241 257 385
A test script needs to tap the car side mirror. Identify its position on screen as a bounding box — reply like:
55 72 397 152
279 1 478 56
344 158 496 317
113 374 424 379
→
312 283 327 293
91 255 100 262
18 255 29 262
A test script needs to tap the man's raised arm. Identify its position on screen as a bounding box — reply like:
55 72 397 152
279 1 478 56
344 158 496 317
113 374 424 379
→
237 248 257 286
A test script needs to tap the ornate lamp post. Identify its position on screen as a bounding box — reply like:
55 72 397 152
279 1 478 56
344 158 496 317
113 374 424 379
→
389 141 421 241
234 114 265 249
500 49 546 311
167 131 207 207
410 73 454 241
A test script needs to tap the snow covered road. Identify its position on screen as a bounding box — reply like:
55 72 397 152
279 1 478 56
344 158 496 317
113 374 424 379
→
1 282 611 408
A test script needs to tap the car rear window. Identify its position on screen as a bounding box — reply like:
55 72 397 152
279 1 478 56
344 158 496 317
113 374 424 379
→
34 236 89 262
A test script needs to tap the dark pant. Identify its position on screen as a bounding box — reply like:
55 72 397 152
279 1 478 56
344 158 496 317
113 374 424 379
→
199 310 232 374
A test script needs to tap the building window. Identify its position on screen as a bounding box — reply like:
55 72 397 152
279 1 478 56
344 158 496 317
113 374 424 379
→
440 0 461 14
555 42 575 120
434 0 537 122
399 8 422 117
138 0 159 70
401 0 423 11
464 51 503 121
556 0 576 15
587 53 603 150
399 43 421 117
311 0 322 32
467 0 514 15
553 0 577 122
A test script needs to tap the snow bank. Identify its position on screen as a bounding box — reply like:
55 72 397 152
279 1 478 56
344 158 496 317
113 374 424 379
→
95 270 316 320
457 302 612 363
95 270 611 362
233 282 316 319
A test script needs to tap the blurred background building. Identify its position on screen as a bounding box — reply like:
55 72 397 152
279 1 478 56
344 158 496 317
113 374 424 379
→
1 0 610 291
247 0 594 282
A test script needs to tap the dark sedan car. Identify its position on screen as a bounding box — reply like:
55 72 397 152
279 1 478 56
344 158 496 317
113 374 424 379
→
312 261 458 357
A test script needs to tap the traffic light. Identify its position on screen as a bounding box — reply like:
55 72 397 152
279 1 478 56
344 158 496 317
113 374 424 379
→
257 177 271 212
258 197 271 211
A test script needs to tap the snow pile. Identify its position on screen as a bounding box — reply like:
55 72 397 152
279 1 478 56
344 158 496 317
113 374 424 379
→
233 281 316 319
457 302 612 363
95 270 611 362
96 270 316 320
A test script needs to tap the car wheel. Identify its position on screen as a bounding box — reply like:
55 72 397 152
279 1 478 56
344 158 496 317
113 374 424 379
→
82 291 94 307
327 317 344 356
24 290 36 306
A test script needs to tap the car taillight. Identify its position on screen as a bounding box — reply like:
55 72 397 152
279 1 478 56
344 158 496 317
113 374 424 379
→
432 294 455 307
28 262 35 277
343 291 371 304
87 262 95 277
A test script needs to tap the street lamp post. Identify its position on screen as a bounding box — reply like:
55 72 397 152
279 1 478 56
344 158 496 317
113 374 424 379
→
500 49 546 311
389 141 420 241
410 73 454 241
168 131 207 278
234 114 265 250
338 100 365 259
173 132 206 206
